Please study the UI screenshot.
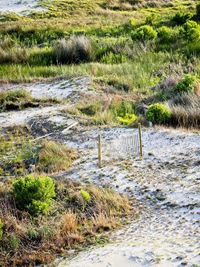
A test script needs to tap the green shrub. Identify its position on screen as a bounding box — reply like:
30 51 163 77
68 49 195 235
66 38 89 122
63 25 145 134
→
146 103 172 124
53 35 93 64
157 26 173 43
112 100 135 117
182 20 200 41
172 12 192 25
12 175 56 216
80 189 91 202
132 25 157 42
0 219 3 240
117 113 137 125
174 75 196 93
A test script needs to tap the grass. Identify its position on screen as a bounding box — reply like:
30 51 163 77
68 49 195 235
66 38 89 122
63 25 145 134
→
168 92 200 128
0 128 77 177
0 178 135 266
0 89 59 112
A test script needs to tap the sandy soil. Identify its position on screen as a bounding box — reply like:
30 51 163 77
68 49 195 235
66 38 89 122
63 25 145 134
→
0 0 44 14
55 127 200 267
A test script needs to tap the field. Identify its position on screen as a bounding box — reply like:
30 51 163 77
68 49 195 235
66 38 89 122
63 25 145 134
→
0 0 200 266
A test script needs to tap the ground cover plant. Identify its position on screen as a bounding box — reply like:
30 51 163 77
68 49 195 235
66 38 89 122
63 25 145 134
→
0 177 135 266
0 89 59 112
0 127 77 177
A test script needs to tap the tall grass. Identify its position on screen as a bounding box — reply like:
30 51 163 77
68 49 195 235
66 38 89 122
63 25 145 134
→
53 35 93 64
168 93 200 128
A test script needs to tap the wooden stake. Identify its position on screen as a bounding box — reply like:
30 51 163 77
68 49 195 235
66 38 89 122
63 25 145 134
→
98 134 102 168
138 123 143 159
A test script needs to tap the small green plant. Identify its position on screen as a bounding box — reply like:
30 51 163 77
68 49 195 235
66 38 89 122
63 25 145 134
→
12 175 56 216
157 26 173 43
175 75 196 93
182 20 200 41
117 113 137 125
132 25 157 42
146 103 172 124
100 52 127 64
80 189 91 202
0 219 4 240
7 234 20 251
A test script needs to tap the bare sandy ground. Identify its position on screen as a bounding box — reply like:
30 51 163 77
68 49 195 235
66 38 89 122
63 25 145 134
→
55 127 200 267
0 0 44 14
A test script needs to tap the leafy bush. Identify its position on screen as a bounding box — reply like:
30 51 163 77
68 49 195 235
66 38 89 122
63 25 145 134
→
12 175 56 216
117 113 137 125
174 75 196 93
132 25 157 42
146 103 172 124
157 26 173 43
53 35 93 64
172 12 192 25
182 20 200 41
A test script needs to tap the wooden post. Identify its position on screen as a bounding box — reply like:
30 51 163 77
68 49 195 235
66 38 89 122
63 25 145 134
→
138 123 143 159
98 134 102 168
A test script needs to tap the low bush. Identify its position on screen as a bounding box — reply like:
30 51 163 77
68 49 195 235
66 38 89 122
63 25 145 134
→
174 74 196 93
157 26 173 43
117 113 137 125
146 103 172 124
172 12 192 25
53 35 93 64
12 175 56 216
182 20 200 41
132 25 157 42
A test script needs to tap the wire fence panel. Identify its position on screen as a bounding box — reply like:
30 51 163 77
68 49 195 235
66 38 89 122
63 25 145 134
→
97 126 143 167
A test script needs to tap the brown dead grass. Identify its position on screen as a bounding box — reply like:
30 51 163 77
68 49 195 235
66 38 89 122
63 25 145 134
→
0 179 136 266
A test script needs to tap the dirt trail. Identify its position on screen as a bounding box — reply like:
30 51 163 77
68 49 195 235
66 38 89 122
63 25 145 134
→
56 128 200 267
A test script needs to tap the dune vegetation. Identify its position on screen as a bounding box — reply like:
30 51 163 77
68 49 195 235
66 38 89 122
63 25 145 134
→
0 0 200 266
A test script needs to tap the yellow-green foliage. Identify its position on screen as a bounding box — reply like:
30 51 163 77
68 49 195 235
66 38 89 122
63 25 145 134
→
117 113 137 125
146 103 172 124
175 74 197 93
80 189 91 202
12 175 56 216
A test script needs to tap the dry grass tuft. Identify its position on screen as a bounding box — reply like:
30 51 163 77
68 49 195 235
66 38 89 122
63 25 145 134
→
168 93 200 128
60 212 78 235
